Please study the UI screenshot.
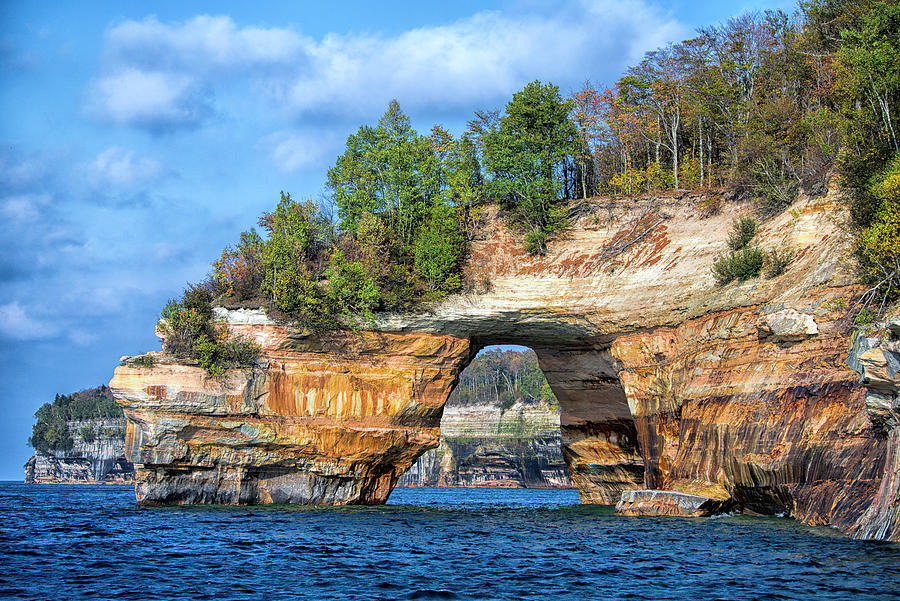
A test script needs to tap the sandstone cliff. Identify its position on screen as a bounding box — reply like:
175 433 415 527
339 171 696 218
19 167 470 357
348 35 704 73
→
110 186 899 540
397 398 572 488
24 417 134 484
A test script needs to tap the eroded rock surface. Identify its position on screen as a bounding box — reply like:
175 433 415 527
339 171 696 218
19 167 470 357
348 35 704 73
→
616 490 731 517
847 318 900 540
113 330 471 504
110 189 898 540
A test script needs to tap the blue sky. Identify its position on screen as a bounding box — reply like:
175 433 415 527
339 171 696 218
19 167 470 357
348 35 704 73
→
0 0 795 479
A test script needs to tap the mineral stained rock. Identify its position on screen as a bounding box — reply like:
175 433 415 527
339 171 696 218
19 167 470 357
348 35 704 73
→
112 329 472 504
616 490 731 517
847 318 900 540
110 188 898 540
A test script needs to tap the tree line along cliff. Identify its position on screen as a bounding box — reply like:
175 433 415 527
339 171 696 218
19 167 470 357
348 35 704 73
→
148 0 897 378
25 386 134 484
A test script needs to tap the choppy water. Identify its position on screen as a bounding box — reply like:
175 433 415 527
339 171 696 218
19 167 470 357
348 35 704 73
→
1 483 898 600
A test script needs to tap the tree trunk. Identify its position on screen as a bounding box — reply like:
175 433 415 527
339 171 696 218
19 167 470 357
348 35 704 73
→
699 116 704 187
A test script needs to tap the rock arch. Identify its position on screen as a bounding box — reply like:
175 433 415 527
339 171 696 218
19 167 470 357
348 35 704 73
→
110 192 899 540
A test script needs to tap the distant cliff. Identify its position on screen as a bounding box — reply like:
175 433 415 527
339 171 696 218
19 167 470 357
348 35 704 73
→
25 386 134 484
397 397 572 488
398 348 571 488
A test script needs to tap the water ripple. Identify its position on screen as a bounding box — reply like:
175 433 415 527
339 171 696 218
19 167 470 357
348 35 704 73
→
0 484 898 600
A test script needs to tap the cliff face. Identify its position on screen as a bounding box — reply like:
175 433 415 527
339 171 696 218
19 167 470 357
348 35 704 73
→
397 399 572 488
110 187 898 540
113 328 471 504
847 317 900 540
24 418 134 484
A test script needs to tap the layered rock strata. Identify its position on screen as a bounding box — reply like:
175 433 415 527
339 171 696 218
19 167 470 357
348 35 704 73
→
113 328 471 504
616 490 731 517
847 316 900 540
111 188 899 540
397 399 572 488
24 418 134 484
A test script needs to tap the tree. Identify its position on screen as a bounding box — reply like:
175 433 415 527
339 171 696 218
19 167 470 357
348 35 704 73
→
621 47 690 189
414 203 465 293
211 229 264 299
327 100 440 244
326 248 380 323
483 80 579 253
258 193 333 326
572 82 605 197
835 1 900 152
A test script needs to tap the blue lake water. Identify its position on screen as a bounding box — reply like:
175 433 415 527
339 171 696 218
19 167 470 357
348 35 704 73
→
1 482 898 600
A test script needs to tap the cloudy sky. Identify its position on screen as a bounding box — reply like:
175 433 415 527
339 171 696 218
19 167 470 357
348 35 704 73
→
0 0 794 479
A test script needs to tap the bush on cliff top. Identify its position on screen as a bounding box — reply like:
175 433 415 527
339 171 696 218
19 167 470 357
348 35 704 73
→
159 284 260 375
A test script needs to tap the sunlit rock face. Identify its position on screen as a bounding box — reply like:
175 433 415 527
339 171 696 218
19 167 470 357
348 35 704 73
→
112 328 472 505
616 490 731 517
111 187 897 540
611 303 885 536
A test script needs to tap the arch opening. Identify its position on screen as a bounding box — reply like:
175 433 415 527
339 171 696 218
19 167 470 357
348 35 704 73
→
396 342 645 504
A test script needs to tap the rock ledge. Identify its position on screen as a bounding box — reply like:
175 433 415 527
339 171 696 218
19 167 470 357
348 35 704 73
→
616 490 732 517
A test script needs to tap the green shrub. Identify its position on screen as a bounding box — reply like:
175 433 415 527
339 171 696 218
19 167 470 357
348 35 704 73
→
712 247 766 285
413 204 465 293
764 247 794 278
326 248 379 324
79 425 96 444
728 217 758 250
855 307 876 326
855 156 900 302
160 286 260 375
524 230 548 255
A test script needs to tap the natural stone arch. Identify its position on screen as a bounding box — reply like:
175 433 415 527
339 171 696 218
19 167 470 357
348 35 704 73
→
396 338 645 503
111 191 899 540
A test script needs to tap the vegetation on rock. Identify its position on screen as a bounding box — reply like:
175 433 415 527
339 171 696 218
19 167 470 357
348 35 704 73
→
159 284 260 375
482 81 579 254
170 0 896 329
29 386 122 454
451 348 556 412
712 216 794 284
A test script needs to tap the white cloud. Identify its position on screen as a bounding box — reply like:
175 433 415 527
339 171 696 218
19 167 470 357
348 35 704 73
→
87 1 685 131
260 129 343 173
0 194 51 222
105 15 305 71
86 68 209 131
89 146 164 186
0 301 58 341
